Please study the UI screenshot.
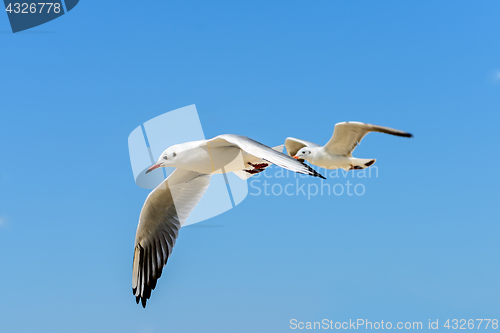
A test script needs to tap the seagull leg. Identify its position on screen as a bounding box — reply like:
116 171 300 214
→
348 164 363 171
248 162 269 169
244 162 269 174
244 168 264 174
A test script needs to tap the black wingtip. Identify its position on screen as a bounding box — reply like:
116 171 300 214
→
400 132 413 138
302 163 326 179
311 168 326 179
313 167 325 179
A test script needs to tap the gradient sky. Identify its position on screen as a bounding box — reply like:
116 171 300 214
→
1 1 499 332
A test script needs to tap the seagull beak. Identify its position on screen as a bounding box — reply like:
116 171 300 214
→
292 156 300 159
145 163 161 174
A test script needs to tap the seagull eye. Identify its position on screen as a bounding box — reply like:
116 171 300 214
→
163 156 168 160
173 152 177 157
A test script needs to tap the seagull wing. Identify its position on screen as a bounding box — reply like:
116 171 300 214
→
284 137 320 157
207 134 325 179
324 122 413 156
132 169 211 307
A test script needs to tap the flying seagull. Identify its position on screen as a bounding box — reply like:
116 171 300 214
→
133 134 325 307
285 122 413 170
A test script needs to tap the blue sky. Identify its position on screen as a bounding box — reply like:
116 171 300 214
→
1 1 499 332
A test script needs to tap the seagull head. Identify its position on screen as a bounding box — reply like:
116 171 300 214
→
293 148 313 161
145 148 178 174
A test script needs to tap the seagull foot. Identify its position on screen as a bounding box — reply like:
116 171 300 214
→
244 162 269 174
247 162 269 169
244 168 265 174
348 164 364 171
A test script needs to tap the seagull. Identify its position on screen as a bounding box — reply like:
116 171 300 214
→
285 122 413 171
132 134 325 307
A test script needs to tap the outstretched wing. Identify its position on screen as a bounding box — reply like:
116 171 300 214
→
324 122 413 156
284 137 320 157
207 134 325 179
132 169 211 307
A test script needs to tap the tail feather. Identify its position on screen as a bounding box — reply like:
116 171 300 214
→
349 158 376 170
364 159 375 167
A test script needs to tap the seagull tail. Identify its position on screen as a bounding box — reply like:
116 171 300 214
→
349 158 376 170
363 159 376 167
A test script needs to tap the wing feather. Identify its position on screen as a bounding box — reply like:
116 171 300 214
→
132 169 211 307
208 134 325 179
324 122 413 156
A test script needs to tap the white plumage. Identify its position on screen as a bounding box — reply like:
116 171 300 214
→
285 122 413 170
132 134 324 307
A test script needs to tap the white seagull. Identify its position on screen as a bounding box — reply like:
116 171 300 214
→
132 134 324 307
285 122 413 171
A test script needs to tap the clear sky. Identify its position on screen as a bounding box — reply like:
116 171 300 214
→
1 1 499 332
